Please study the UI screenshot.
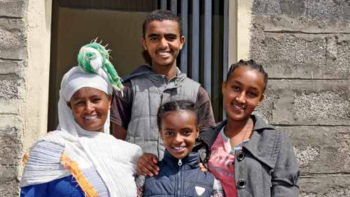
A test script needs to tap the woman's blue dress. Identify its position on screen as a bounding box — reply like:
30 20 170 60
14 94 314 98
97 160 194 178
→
20 175 85 197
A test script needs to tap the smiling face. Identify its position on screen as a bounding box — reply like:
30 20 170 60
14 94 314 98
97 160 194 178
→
222 66 265 122
160 110 199 159
141 20 184 69
68 87 111 132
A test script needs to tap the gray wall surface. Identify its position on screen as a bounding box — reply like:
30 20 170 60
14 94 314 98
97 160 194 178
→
1 0 350 196
0 0 26 196
250 0 350 196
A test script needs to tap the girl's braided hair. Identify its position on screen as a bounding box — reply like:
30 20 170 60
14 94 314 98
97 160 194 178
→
226 59 269 93
157 100 199 130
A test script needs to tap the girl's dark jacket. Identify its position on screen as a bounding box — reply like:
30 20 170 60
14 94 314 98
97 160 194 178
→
143 150 216 197
194 114 300 197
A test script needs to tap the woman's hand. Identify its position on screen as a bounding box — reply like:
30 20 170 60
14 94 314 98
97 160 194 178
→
137 153 160 177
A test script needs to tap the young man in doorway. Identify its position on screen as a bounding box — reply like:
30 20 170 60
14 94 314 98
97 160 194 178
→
111 10 215 172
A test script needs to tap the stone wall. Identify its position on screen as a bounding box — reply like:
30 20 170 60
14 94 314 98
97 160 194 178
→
0 0 26 196
1 0 349 196
250 0 350 196
0 0 52 196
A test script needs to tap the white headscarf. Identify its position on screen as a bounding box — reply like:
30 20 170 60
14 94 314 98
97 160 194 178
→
58 66 112 136
21 66 142 197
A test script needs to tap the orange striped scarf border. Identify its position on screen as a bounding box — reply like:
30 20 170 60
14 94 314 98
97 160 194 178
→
60 153 99 197
22 153 29 166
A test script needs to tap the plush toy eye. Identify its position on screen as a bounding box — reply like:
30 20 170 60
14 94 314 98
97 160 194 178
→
86 52 95 59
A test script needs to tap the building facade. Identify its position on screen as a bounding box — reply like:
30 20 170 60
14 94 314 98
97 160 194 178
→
0 0 349 196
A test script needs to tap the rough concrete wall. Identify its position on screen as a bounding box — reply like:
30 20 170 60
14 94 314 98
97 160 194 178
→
0 0 52 196
0 0 26 196
250 0 350 196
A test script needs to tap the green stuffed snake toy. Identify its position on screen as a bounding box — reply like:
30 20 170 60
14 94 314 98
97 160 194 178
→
77 41 124 93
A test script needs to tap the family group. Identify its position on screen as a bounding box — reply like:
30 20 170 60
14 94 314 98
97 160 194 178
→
20 10 299 197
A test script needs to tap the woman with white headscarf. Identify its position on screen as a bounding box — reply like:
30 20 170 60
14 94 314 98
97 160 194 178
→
20 42 142 197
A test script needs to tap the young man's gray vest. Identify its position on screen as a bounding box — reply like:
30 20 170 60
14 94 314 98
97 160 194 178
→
125 65 200 160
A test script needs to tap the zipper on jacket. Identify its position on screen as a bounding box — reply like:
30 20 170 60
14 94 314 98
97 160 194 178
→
178 159 182 166
175 159 183 197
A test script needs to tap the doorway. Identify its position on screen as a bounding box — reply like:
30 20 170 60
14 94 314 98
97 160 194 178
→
48 0 157 130
48 0 229 130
